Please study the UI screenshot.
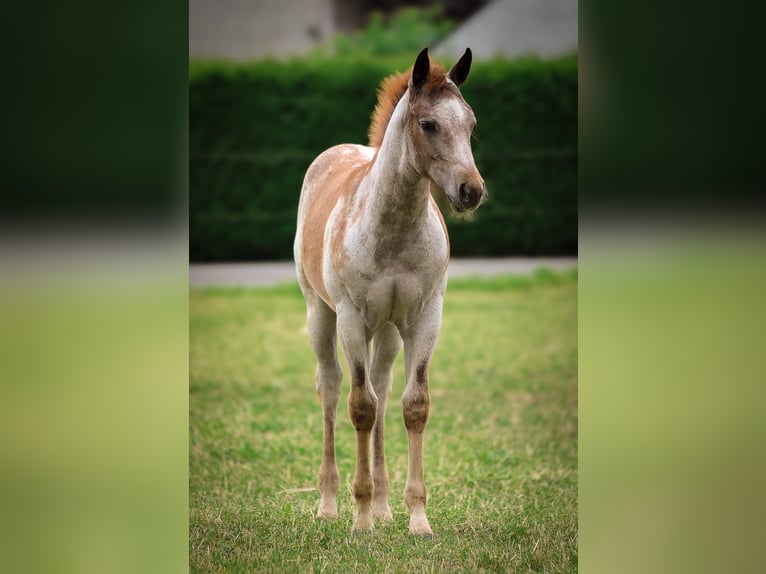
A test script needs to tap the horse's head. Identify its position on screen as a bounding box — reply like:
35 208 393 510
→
406 47 487 215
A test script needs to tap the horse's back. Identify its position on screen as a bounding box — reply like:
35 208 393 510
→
295 144 375 307
297 144 373 220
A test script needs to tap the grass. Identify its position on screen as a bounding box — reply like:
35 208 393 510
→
190 269 577 573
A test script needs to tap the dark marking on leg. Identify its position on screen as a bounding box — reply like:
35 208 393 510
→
349 366 377 432
353 362 366 387
403 364 430 433
404 484 427 509
416 362 428 385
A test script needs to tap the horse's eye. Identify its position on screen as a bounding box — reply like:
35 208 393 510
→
419 119 437 133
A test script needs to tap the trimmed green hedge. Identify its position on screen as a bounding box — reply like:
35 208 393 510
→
190 55 577 260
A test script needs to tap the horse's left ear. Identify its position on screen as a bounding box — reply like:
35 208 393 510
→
448 48 472 87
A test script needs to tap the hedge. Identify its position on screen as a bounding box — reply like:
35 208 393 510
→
190 55 577 260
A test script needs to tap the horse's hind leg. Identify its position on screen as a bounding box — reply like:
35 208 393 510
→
370 323 402 521
305 292 343 518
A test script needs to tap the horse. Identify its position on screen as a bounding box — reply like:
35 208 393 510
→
293 47 486 536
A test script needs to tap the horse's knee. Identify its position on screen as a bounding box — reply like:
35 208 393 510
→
402 391 430 433
348 364 377 432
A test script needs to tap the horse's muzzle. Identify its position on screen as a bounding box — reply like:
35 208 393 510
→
456 180 487 212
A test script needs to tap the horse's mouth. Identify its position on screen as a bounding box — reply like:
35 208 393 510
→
446 196 476 220
448 196 467 213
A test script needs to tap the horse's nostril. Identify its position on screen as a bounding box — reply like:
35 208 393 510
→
459 182 480 208
459 183 469 204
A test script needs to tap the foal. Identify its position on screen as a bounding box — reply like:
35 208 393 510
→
294 47 486 535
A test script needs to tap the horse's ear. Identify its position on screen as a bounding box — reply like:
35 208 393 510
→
410 47 430 91
448 48 472 87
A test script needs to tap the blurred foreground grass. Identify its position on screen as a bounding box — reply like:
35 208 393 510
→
190 269 578 573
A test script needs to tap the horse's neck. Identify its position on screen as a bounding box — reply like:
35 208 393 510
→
365 154 429 227
361 93 430 228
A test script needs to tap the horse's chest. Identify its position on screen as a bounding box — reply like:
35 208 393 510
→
362 273 430 329
337 253 446 331
326 200 448 330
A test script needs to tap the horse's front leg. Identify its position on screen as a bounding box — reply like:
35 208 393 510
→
336 303 377 532
400 295 444 537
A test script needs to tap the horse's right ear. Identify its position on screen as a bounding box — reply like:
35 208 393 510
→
410 47 430 92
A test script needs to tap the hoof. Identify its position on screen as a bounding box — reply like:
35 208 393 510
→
317 499 338 519
408 513 433 537
372 501 394 522
352 511 375 532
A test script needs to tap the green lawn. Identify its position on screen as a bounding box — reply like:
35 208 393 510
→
190 269 578 573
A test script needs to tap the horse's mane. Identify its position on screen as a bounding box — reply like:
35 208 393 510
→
368 62 448 148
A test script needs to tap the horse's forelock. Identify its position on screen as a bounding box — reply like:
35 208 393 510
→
368 62 448 148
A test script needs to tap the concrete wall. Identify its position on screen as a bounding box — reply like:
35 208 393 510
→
435 0 577 60
190 0 335 60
